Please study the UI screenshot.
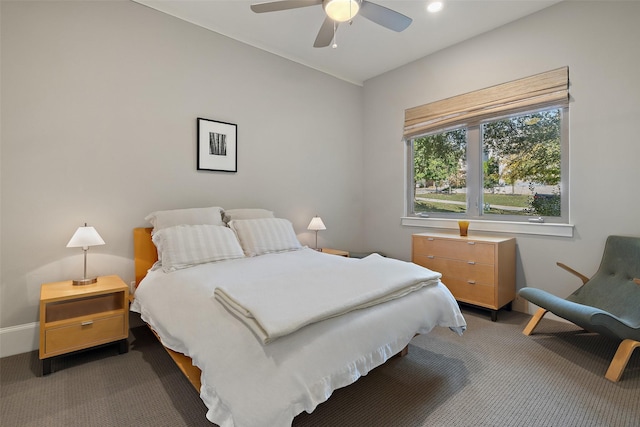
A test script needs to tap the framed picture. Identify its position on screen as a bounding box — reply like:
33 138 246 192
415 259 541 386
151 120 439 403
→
197 118 237 172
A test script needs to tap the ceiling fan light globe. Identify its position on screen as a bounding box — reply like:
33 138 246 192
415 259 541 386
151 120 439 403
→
427 1 444 13
324 0 359 22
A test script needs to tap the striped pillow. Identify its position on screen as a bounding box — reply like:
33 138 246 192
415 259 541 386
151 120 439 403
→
152 224 245 272
229 218 303 257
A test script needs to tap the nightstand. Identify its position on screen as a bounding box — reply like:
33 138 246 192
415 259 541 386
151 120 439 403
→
321 248 350 257
39 275 129 375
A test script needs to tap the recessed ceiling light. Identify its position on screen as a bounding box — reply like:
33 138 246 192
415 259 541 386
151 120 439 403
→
427 1 444 13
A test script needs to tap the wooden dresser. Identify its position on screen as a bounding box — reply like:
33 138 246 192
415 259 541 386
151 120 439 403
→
412 232 516 321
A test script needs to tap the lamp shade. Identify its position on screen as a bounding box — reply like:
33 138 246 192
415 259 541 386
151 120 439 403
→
324 0 360 22
66 225 105 249
307 216 327 231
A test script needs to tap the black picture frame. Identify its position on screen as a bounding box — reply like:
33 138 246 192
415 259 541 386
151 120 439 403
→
197 118 237 172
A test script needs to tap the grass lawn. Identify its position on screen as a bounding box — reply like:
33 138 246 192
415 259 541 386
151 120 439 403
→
485 193 529 207
415 192 530 214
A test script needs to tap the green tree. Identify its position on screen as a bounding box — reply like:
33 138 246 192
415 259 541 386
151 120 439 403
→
483 156 500 192
413 129 466 193
483 110 561 186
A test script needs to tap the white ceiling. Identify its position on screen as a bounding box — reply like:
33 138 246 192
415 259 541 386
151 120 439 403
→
133 0 560 85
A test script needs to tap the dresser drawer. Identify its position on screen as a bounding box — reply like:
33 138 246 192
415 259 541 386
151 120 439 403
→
45 314 126 356
415 256 495 284
413 237 495 264
443 277 496 308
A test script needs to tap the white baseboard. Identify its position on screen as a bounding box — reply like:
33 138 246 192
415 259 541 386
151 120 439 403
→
0 322 39 358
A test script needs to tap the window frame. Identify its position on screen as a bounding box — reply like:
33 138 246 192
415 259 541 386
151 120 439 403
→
403 106 572 237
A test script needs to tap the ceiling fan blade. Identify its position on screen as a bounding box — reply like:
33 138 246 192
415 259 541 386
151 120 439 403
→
313 17 337 48
359 1 412 32
250 0 322 14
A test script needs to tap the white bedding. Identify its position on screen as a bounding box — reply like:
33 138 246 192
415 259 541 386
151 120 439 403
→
214 253 442 343
130 248 466 427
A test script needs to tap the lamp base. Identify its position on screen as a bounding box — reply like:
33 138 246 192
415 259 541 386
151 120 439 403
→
72 277 98 286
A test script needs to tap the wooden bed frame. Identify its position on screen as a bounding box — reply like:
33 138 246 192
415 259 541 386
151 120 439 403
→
132 227 409 393
133 227 202 391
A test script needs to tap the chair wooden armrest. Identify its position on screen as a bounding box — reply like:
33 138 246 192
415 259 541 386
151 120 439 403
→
556 262 590 284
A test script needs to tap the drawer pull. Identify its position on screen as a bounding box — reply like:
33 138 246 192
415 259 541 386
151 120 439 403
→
467 241 475 245
427 238 434 241
81 320 94 326
427 255 435 259
467 261 476 265
467 280 476 284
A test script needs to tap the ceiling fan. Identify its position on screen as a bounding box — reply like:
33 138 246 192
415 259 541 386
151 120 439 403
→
250 0 412 48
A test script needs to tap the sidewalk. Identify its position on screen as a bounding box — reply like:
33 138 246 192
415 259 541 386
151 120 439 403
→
416 197 525 212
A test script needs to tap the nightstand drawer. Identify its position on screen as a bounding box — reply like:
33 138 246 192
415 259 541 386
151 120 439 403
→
413 237 495 264
45 314 126 356
415 256 495 284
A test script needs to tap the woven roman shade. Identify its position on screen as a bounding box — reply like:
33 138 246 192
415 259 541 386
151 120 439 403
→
404 67 569 139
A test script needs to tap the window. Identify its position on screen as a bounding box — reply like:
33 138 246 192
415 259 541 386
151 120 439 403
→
405 68 569 224
413 128 467 214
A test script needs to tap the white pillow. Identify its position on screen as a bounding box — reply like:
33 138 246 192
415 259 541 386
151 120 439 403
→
229 218 303 257
222 208 274 223
145 206 225 231
152 224 245 272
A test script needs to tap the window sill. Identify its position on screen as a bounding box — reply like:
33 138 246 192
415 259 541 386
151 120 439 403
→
401 217 574 238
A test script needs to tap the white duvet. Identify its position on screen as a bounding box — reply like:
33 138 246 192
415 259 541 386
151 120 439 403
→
214 253 442 343
130 248 466 427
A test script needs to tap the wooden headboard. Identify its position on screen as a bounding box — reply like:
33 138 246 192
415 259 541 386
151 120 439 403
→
134 227 157 286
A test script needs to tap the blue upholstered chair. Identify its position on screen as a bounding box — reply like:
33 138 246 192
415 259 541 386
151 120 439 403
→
519 235 640 381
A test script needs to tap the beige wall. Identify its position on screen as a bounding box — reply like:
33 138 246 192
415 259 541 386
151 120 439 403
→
362 1 640 310
0 1 364 329
2 0 639 346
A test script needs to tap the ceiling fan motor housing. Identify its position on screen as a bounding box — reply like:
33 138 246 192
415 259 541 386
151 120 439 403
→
250 0 412 48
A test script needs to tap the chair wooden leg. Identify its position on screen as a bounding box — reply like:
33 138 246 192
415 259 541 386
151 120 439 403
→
605 339 640 382
522 308 548 336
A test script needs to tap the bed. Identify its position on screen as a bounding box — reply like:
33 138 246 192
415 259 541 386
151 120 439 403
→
130 207 466 427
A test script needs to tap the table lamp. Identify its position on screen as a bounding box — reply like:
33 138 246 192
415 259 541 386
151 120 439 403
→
307 216 326 250
66 223 105 285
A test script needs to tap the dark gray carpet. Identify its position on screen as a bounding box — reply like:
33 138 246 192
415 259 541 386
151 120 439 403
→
1 308 638 426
